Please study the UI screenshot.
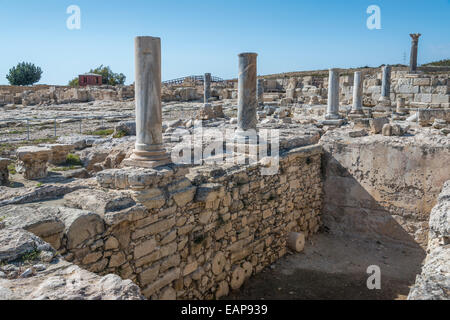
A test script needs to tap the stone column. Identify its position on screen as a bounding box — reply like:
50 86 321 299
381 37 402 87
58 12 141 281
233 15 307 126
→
237 53 258 133
204 73 211 105
378 65 391 108
325 68 341 120
409 33 421 74
349 71 364 117
257 79 264 106
124 36 171 168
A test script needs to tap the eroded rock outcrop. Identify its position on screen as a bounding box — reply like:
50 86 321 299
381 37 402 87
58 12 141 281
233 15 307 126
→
408 181 450 300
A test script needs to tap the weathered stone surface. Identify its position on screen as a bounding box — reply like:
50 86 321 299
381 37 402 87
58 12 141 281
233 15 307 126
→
59 208 105 249
408 181 450 300
16 146 52 180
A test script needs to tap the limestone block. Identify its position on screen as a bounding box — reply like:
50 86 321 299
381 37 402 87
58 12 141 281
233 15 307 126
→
59 208 105 249
139 265 160 286
105 236 119 250
114 121 136 136
183 261 198 276
365 79 381 87
134 239 157 259
142 268 180 297
397 85 419 94
41 144 75 165
159 287 176 300
242 261 253 279
382 123 392 136
287 232 305 252
195 183 224 203
431 94 450 104
433 86 449 95
366 86 381 94
133 188 166 209
413 78 431 86
415 93 432 103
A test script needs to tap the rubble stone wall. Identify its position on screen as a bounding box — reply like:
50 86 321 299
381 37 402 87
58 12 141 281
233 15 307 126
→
49 145 323 300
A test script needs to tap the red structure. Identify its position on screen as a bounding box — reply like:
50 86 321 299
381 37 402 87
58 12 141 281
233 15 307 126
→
79 73 102 86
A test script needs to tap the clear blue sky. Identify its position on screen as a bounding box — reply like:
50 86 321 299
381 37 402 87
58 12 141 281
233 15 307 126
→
0 0 449 85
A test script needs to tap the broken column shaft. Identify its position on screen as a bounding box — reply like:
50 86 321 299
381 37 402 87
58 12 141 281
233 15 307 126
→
237 53 258 133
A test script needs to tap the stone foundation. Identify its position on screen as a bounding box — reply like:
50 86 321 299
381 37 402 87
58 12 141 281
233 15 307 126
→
9 144 323 300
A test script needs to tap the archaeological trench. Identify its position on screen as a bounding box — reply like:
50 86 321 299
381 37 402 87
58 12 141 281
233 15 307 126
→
0 36 449 300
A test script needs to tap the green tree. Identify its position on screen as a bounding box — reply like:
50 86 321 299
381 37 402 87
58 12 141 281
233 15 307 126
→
89 65 126 85
68 77 79 87
6 62 43 86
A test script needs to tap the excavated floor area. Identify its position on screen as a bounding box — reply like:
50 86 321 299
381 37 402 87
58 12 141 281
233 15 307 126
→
227 233 425 300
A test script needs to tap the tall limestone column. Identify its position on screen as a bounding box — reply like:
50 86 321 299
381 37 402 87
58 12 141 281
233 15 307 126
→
377 65 392 110
257 79 264 106
349 71 364 118
409 33 421 74
237 53 258 134
204 73 211 105
123 36 171 168
325 68 342 120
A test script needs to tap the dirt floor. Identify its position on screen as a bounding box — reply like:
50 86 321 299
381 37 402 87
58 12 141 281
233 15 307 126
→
227 232 425 300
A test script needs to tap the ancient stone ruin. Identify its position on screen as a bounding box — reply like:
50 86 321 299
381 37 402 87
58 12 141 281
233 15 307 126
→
0 34 449 301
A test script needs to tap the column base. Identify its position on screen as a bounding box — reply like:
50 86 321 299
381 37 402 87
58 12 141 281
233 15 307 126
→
324 113 342 120
122 147 172 168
